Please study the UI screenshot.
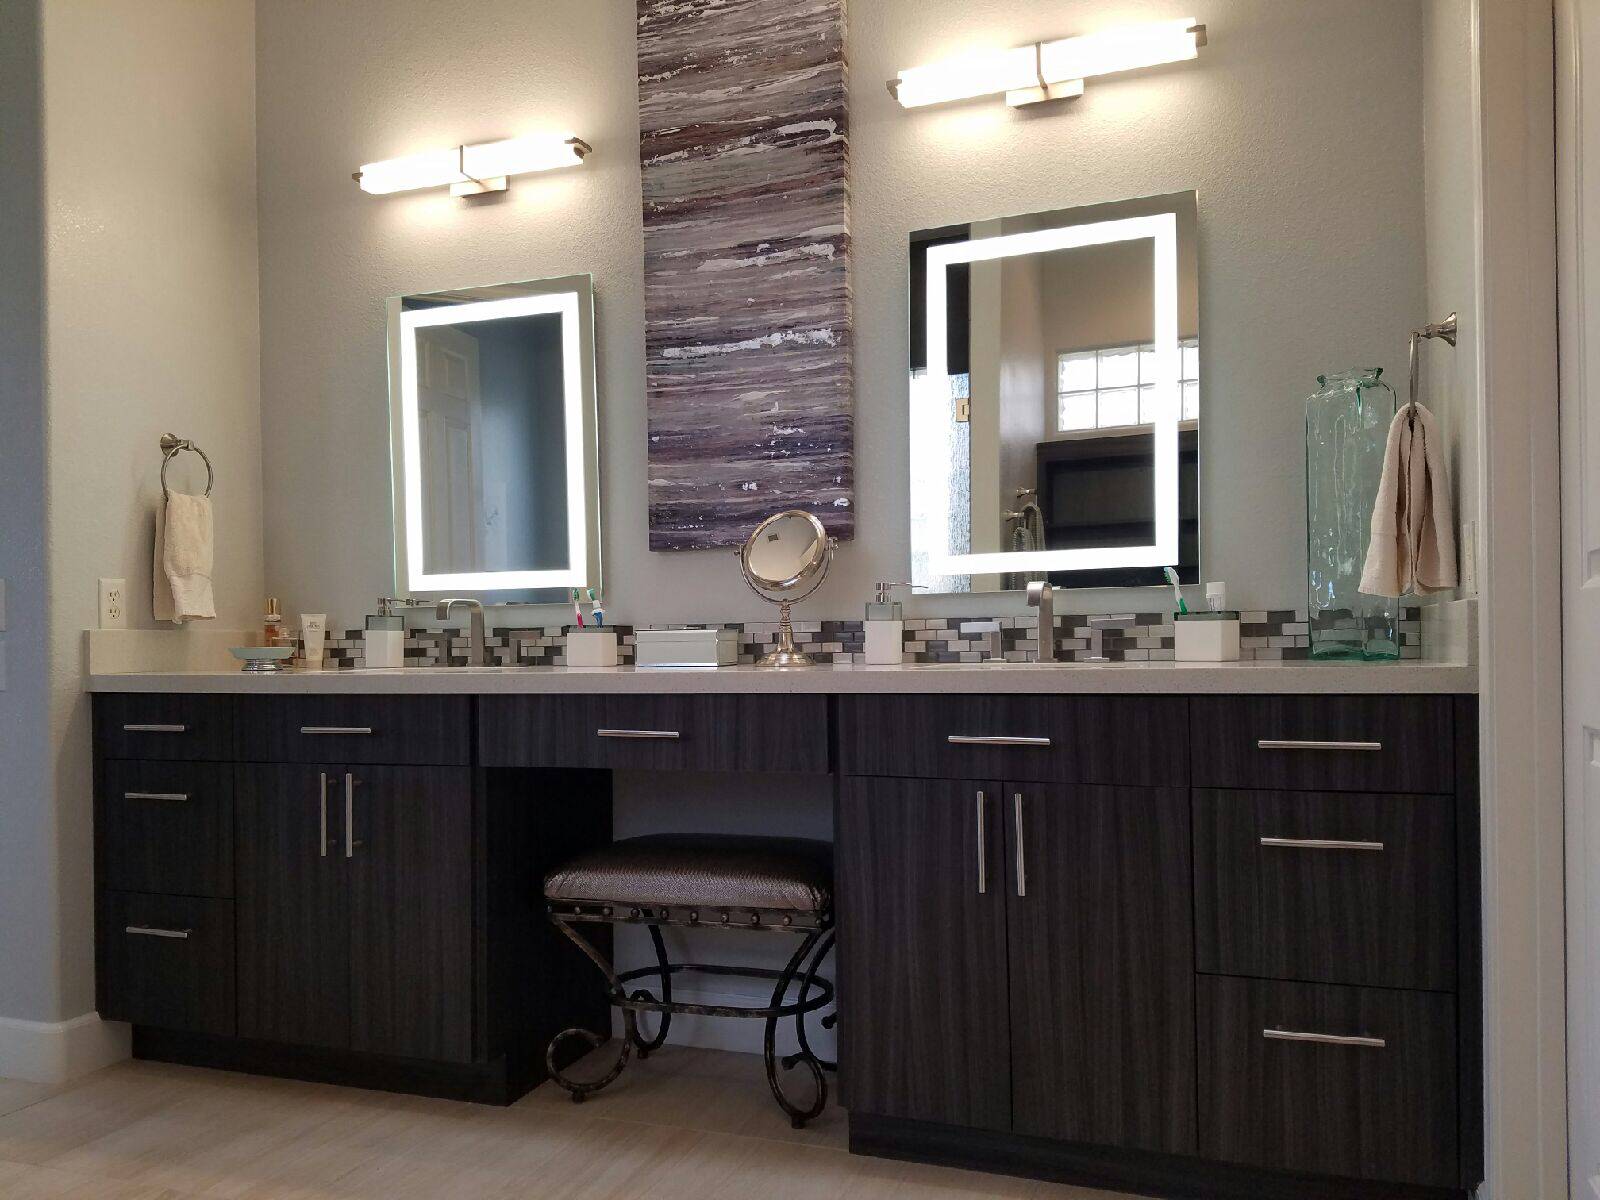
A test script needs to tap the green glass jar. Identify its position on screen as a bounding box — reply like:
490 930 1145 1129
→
1304 369 1399 660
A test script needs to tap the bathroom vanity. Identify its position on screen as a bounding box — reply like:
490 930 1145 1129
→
89 661 1481 1200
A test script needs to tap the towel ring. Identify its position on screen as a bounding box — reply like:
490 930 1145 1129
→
159 434 214 500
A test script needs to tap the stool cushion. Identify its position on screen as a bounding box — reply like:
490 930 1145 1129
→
545 834 833 914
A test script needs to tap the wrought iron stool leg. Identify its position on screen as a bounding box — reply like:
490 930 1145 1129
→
630 925 673 1059
783 928 837 1074
545 915 635 1102
763 928 829 1129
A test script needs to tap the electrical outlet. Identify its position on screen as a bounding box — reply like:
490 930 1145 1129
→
98 577 128 629
1459 521 1478 596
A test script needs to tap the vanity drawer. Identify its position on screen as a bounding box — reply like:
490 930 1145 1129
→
95 693 234 761
234 695 471 765
99 891 235 1037
1194 789 1456 990
837 695 1187 787
1197 974 1458 1189
101 761 233 898
1190 695 1455 793
479 694 830 774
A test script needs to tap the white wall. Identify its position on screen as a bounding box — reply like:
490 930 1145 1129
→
1424 0 1481 596
0 0 58 1040
256 0 1432 627
0 0 261 1069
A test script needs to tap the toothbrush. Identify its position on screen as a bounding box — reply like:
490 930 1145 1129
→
571 588 585 629
1163 567 1189 615
588 588 604 628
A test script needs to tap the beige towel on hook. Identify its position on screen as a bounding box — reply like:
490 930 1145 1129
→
1359 402 1458 598
154 492 216 623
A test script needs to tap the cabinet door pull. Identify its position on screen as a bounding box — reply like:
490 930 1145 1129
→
975 791 987 895
344 773 356 858
319 772 329 857
126 925 191 939
300 726 374 736
596 728 681 740
947 734 1051 748
1263 1028 1386 1049
122 723 186 733
1260 836 1385 852
1256 738 1382 752
1013 792 1027 898
123 792 189 803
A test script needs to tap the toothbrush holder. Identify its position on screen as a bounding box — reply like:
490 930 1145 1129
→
565 629 620 668
1174 611 1241 662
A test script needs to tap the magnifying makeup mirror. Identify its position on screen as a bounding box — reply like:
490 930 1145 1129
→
738 510 835 668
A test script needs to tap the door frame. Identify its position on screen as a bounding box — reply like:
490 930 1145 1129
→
1479 1 1568 1196
1557 2 1599 1197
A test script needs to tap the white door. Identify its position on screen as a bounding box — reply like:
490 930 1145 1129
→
416 325 482 575
1560 4 1600 1195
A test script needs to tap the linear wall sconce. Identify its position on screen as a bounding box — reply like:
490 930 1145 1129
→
889 17 1206 110
354 134 592 197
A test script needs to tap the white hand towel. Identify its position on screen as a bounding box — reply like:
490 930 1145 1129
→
154 493 216 623
1359 402 1458 598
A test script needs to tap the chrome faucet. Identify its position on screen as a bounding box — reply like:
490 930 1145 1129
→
436 598 488 666
1026 581 1055 663
1085 613 1139 663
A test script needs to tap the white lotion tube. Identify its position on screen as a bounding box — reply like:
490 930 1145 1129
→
300 614 327 669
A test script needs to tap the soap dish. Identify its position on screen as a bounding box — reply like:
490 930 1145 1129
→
229 646 295 674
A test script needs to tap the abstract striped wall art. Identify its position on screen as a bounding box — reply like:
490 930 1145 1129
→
638 0 853 551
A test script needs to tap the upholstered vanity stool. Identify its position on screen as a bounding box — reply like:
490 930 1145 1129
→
542 833 837 1127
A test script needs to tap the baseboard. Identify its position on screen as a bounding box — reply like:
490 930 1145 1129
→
0 1011 130 1083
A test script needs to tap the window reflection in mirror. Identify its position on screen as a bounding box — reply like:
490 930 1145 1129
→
387 276 600 602
908 193 1199 595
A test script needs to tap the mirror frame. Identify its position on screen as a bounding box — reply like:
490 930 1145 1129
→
913 208 1182 580
386 274 601 598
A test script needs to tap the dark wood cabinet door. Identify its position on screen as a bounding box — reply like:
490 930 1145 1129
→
837 777 1011 1131
236 764 351 1049
1006 783 1196 1155
347 766 474 1063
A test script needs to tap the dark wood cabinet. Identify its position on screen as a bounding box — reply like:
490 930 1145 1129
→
236 764 351 1049
1194 788 1457 990
838 777 1011 1131
236 762 474 1061
348 766 474 1063
234 695 471 765
101 760 233 897
1007 783 1195 1153
1197 974 1459 1189
99 891 235 1037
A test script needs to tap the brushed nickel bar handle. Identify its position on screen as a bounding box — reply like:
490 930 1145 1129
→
1260 837 1385 852
345 772 356 859
947 735 1052 747
975 791 987 895
126 926 191 939
597 729 681 740
1256 739 1382 752
1013 792 1027 898
122 723 186 733
300 726 374 736
1263 1028 1386 1049
319 772 329 858
123 792 189 803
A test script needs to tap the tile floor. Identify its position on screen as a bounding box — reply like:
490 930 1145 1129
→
0 1048 1140 1199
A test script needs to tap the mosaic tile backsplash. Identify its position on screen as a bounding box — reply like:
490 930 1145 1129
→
314 608 1423 670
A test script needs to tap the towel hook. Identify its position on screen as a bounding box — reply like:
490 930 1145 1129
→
159 433 214 500
1407 313 1459 417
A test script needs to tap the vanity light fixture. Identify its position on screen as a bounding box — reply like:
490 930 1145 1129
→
354 133 591 197
889 17 1206 110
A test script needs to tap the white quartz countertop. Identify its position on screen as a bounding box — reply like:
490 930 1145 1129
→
86 659 1478 695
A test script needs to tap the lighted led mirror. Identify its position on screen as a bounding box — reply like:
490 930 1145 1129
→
908 192 1199 595
387 275 601 600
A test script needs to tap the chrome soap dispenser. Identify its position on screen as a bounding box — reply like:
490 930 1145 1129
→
864 582 909 665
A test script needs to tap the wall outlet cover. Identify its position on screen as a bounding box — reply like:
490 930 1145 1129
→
98 577 128 629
